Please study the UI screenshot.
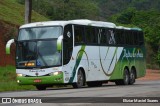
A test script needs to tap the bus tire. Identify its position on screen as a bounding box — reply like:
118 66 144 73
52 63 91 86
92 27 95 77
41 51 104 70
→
72 69 85 88
129 68 136 85
115 68 129 85
122 68 130 85
36 85 47 90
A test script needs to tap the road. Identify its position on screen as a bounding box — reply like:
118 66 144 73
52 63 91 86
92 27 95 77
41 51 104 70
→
0 80 160 106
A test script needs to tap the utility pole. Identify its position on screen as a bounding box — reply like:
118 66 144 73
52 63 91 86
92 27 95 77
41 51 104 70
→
25 0 32 24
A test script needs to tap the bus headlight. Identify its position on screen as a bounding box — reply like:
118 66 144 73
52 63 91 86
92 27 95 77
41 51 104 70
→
17 80 20 83
17 73 26 77
49 71 62 76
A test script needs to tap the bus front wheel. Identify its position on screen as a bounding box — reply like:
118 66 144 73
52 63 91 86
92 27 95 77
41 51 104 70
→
72 69 85 88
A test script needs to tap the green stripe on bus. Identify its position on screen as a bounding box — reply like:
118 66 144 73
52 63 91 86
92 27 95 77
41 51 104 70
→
69 45 86 83
100 47 118 76
107 47 118 71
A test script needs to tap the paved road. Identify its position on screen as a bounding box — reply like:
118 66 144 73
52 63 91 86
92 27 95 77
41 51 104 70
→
0 80 160 106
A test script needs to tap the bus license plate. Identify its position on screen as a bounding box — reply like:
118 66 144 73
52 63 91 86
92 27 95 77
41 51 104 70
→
34 79 41 83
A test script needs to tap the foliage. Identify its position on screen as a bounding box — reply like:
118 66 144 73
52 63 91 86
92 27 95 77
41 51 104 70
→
3 25 18 42
114 8 136 24
0 66 35 91
111 9 160 68
0 0 49 26
17 0 99 20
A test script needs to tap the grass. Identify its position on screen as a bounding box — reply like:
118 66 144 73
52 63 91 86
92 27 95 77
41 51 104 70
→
0 0 49 26
0 66 35 92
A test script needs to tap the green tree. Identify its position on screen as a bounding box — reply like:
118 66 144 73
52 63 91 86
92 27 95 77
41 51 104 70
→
18 0 99 20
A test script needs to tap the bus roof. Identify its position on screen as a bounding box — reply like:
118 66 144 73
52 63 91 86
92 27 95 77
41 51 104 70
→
20 19 116 29
116 26 142 31
20 19 142 31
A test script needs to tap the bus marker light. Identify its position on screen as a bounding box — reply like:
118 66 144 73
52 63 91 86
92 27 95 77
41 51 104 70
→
25 62 35 66
17 73 26 77
34 79 41 83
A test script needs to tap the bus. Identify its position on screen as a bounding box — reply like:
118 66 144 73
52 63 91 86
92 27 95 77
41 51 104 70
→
6 19 146 90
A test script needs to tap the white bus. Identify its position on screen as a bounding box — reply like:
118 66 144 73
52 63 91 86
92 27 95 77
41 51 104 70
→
6 19 146 90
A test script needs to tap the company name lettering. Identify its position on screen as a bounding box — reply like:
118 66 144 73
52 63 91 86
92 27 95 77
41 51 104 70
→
123 49 143 58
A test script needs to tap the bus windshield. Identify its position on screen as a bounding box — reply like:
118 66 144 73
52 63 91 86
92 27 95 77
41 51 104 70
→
18 26 62 40
16 26 62 68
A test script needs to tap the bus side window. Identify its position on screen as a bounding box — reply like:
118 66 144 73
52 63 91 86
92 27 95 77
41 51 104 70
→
115 29 121 45
139 31 144 45
100 28 107 44
131 31 135 45
90 27 97 44
98 28 106 45
74 25 84 45
128 30 134 46
120 30 125 45
125 30 130 45
106 29 116 45
85 26 97 44
134 31 139 45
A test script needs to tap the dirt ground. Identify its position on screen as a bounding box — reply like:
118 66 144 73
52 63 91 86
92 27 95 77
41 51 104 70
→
138 69 160 80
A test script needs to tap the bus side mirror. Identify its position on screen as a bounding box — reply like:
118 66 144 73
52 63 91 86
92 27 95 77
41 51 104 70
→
6 39 15 54
57 36 63 51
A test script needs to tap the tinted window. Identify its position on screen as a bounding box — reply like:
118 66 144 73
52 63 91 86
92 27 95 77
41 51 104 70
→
85 26 97 44
106 29 116 45
99 28 107 44
115 29 125 45
139 31 144 45
74 25 84 44
63 24 73 65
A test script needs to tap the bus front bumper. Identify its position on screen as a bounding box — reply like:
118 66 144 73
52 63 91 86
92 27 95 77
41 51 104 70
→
17 74 64 85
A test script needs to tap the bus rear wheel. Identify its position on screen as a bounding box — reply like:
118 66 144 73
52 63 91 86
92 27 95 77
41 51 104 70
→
115 68 129 85
72 69 85 88
129 68 136 85
36 85 47 90
123 68 130 85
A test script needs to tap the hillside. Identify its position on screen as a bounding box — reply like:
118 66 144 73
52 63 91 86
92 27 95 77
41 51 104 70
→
0 0 48 25
0 0 49 66
94 0 160 20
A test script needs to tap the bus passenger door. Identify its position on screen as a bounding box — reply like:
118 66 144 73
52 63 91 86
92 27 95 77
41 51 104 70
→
63 24 73 65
